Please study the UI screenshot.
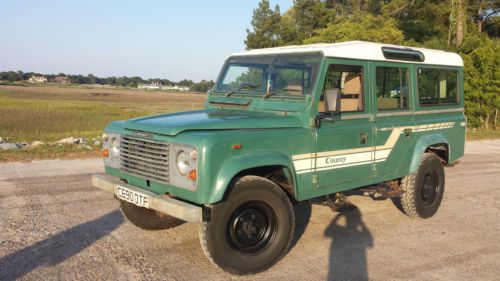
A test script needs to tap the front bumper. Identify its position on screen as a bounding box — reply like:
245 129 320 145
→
91 174 203 222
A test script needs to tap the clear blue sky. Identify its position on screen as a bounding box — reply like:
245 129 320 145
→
0 0 293 82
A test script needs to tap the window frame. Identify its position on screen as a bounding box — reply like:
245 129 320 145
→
416 67 460 107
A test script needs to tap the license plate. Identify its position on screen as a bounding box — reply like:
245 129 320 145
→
116 186 149 208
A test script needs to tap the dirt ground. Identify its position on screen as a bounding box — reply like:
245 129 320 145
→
0 140 499 281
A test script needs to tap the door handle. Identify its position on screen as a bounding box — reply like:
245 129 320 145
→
404 128 411 138
360 132 368 144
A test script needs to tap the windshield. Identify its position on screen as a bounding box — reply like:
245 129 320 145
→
214 54 322 97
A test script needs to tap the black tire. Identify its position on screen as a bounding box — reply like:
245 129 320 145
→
199 176 294 275
400 153 445 219
120 201 183 230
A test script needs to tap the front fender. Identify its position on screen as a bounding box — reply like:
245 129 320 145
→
409 133 448 173
208 151 296 203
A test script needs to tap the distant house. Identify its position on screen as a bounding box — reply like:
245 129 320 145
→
53 76 70 84
177 86 190 92
138 81 162 90
138 82 190 92
28 75 47 83
162 85 190 92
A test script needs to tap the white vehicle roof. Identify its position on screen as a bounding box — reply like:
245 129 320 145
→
230 41 463 67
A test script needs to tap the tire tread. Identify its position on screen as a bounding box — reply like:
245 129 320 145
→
198 175 295 275
400 152 442 219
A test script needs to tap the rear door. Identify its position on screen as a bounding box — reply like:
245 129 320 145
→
371 62 415 180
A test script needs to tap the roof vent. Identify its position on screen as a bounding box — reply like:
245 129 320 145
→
382 47 425 62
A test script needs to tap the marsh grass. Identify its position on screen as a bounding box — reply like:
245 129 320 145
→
0 85 205 161
0 85 205 142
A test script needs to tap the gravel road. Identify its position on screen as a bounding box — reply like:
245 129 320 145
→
1 140 499 281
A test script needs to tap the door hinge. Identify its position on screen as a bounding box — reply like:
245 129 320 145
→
312 174 319 184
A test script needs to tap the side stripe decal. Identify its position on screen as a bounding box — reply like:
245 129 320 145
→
293 122 455 174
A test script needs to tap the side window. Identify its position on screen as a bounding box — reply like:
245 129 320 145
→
319 64 364 113
418 69 458 105
376 67 409 110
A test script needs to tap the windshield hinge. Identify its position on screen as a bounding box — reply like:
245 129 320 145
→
309 118 316 127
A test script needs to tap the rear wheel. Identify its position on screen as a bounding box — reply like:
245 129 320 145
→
400 153 445 218
199 176 294 275
120 201 183 230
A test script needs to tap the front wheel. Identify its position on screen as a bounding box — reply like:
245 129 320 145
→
199 176 294 275
400 153 445 218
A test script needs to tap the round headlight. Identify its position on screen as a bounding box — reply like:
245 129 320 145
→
176 150 191 175
110 137 120 155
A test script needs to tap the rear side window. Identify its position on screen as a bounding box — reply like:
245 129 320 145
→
418 69 458 105
376 67 409 110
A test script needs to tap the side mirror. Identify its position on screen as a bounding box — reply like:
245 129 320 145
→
324 89 340 112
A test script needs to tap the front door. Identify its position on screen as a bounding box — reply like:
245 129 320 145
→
314 59 375 193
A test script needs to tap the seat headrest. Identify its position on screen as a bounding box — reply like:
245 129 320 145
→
344 73 361 95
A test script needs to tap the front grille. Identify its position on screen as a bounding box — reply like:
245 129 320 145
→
120 136 170 183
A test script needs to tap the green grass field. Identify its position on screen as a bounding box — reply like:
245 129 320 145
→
0 85 205 161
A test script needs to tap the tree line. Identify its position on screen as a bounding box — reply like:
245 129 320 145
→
0 71 214 93
246 0 499 129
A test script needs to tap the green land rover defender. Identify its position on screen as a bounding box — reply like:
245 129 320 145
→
92 41 466 275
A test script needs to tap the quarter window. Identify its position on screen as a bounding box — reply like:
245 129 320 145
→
418 69 458 105
376 67 409 110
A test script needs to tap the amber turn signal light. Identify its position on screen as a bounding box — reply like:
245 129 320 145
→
101 149 109 158
188 170 197 181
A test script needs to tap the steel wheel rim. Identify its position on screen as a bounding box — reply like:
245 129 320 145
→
421 170 439 205
227 201 277 254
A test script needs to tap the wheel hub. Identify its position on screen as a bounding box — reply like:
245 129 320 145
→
228 202 277 254
421 170 439 205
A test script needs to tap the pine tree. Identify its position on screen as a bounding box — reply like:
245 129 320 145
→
245 0 282 50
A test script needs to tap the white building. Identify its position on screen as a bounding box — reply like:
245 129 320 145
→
162 85 190 92
138 81 162 90
138 82 190 92
28 75 47 83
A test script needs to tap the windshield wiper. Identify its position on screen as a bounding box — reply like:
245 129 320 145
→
225 83 261 97
263 91 278 99
283 88 303 94
263 87 305 99
262 88 291 99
